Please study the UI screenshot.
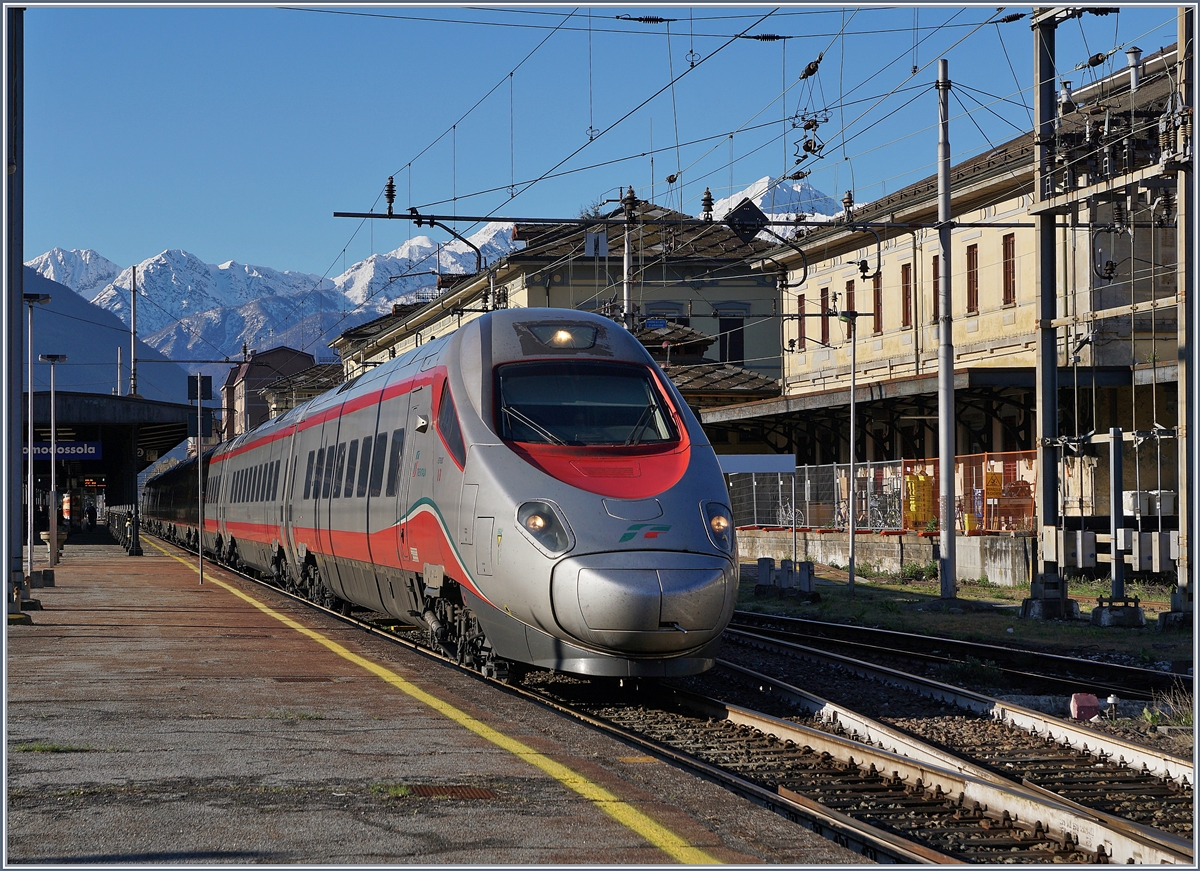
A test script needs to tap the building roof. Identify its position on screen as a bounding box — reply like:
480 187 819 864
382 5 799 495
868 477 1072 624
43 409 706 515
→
260 363 345 397
331 302 427 359
662 362 780 406
510 196 775 264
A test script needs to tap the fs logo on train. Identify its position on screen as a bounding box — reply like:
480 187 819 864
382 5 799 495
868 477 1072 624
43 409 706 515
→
619 523 672 542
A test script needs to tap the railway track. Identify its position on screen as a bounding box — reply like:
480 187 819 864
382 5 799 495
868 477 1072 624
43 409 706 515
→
144 533 1193 864
711 625 1193 834
728 612 1190 700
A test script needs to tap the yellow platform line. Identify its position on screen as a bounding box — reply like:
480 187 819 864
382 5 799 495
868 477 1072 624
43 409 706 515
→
148 539 719 865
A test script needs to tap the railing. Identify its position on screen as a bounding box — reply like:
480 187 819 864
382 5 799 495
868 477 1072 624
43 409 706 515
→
726 450 1037 534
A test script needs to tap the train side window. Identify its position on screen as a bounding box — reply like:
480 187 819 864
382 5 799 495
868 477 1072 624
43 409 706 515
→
252 465 261 502
302 451 316 499
357 436 373 497
330 442 348 498
437 380 467 467
321 444 336 499
344 440 359 498
385 428 406 497
272 459 281 500
235 469 243 503
368 433 388 497
312 448 327 499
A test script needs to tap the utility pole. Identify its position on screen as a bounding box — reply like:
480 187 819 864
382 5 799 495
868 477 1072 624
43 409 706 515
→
1028 10 1065 618
129 265 138 397
1170 6 1193 621
622 185 637 329
936 58 957 599
7 7 25 616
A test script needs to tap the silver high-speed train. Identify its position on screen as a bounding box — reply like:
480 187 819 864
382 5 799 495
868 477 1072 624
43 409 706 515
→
143 309 739 680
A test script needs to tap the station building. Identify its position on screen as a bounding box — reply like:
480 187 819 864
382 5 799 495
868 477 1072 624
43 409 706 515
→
705 39 1190 615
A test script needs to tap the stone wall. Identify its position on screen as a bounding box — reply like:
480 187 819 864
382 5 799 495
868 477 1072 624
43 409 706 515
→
735 528 1036 587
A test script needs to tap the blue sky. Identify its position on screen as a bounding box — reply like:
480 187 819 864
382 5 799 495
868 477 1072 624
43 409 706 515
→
24 4 1182 279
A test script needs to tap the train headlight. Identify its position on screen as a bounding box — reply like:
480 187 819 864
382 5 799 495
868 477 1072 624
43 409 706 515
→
517 500 573 555
703 502 734 552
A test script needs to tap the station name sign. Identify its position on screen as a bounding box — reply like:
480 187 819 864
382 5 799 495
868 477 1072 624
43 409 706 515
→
24 442 103 460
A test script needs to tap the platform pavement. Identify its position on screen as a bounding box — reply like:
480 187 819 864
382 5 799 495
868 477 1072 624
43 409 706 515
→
5 533 865 865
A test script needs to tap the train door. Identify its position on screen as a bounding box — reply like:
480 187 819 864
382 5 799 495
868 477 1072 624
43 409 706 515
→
326 399 387 613
289 420 321 569
314 411 349 600
281 426 301 567
398 383 440 572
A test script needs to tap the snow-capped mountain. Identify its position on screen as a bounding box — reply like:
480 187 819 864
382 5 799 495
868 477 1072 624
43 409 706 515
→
87 250 338 337
710 175 840 224
25 248 121 300
332 222 520 310
29 222 522 366
20 267 189 402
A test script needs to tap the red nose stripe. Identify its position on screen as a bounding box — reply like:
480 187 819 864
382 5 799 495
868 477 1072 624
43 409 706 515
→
512 444 689 499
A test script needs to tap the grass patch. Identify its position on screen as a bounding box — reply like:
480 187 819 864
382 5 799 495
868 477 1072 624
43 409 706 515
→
370 783 412 799
737 564 1190 661
10 741 93 753
1141 682 1194 727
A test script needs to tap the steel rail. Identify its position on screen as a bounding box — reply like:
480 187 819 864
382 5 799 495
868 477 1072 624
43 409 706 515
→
725 627 1194 786
660 684 1190 865
729 611 1190 698
714 658 1194 863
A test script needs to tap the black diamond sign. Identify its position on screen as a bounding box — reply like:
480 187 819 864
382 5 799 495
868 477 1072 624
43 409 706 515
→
724 198 769 244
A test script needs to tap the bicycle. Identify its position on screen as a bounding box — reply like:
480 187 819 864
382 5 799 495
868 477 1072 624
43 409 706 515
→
777 500 806 528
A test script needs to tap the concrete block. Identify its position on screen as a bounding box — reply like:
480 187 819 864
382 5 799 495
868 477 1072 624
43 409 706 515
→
757 557 775 587
1123 491 1152 517
796 561 814 593
1090 605 1146 628
778 559 795 590
27 571 43 589
40 569 54 587
1150 490 1176 516
1158 611 1193 631
1070 693 1100 720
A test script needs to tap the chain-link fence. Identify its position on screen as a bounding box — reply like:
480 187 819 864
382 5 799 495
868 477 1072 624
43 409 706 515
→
727 450 1037 534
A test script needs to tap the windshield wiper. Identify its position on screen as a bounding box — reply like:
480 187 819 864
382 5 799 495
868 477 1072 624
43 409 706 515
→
502 405 567 446
624 401 659 447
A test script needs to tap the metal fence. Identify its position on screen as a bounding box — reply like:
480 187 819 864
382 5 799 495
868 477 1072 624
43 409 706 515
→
726 450 1037 534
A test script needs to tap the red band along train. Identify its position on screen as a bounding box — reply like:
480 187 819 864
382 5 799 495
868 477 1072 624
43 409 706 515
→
142 309 739 680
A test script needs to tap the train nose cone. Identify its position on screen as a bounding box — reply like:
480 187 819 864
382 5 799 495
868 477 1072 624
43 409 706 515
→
551 553 734 653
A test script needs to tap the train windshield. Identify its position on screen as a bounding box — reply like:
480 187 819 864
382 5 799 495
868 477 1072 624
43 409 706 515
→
496 361 678 447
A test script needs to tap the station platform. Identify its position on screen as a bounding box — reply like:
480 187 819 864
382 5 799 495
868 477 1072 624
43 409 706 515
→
6 531 863 865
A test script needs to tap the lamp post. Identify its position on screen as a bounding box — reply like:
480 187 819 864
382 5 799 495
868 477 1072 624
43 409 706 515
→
23 292 48 580
39 354 65 567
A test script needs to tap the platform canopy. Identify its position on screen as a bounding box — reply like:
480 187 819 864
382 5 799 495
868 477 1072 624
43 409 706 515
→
24 391 194 505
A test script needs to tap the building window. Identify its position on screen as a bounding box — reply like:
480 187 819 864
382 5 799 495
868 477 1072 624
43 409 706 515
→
932 255 940 322
966 244 979 314
872 273 882 334
844 280 855 317
901 263 913 328
820 287 829 345
797 294 806 350
718 317 745 366
1002 233 1016 305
